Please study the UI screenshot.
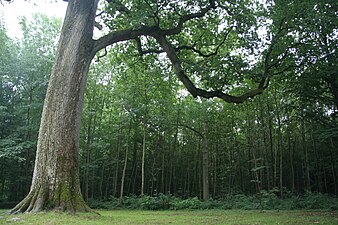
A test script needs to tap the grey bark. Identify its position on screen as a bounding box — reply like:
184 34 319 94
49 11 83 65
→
11 0 98 213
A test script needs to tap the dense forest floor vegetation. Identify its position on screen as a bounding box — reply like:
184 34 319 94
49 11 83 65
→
88 193 338 211
0 209 337 225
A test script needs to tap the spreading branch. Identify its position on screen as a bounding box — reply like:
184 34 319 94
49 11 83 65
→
92 1 289 104
93 1 216 54
135 27 233 57
92 26 160 56
155 35 266 103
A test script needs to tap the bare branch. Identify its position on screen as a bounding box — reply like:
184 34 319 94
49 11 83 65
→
177 124 204 139
94 21 103 30
95 47 107 62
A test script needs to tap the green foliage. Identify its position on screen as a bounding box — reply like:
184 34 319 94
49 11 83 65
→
87 193 338 211
0 14 61 202
1 209 338 225
170 197 201 210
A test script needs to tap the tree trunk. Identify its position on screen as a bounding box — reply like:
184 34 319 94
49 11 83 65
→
112 125 121 197
120 141 129 203
11 0 98 213
141 122 146 196
120 120 132 203
329 138 337 195
84 111 94 202
202 121 209 200
301 118 311 192
266 100 275 188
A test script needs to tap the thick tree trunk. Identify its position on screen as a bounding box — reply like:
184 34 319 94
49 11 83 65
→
11 0 98 213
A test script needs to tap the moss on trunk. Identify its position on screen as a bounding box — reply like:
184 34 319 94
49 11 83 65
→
11 0 98 214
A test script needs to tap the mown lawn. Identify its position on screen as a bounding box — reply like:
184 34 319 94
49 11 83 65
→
0 209 337 224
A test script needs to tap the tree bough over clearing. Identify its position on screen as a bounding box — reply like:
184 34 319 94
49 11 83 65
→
9 0 291 213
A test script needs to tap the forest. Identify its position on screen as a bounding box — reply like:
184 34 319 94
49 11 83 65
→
0 0 337 213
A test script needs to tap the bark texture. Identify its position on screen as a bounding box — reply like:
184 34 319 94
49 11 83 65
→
11 0 98 213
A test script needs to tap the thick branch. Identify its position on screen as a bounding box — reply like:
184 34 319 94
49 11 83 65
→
92 26 160 56
155 35 266 104
136 27 232 57
92 1 217 55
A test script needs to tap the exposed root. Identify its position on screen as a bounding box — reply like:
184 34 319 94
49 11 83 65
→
10 184 91 214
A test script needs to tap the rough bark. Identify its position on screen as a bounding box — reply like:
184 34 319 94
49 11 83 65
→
11 0 98 213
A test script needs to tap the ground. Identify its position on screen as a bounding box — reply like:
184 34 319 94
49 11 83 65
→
0 209 337 224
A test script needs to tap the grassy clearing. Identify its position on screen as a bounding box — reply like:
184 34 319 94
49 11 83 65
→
0 209 337 224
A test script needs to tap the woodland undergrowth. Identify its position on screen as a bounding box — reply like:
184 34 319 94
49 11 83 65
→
87 192 338 211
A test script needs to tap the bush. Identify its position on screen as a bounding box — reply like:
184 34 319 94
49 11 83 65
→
87 192 338 211
139 194 171 210
88 198 121 209
170 197 200 210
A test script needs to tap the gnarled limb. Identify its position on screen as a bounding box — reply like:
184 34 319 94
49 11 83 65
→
92 0 217 54
155 35 268 103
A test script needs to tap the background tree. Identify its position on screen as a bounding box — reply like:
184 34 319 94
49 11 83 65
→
0 15 61 203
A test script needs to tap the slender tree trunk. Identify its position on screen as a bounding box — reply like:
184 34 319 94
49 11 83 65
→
120 141 129 203
120 119 132 202
329 138 337 195
127 136 137 194
213 140 218 198
259 96 269 191
301 119 311 192
266 100 275 188
0 162 4 198
168 105 180 194
11 0 98 213
112 125 121 197
99 163 105 199
274 90 283 197
202 122 209 200
141 122 146 196
161 150 165 194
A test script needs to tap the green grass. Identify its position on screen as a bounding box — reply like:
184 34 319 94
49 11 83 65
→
0 209 337 224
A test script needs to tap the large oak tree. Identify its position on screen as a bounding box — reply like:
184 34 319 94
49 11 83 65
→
8 0 288 213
